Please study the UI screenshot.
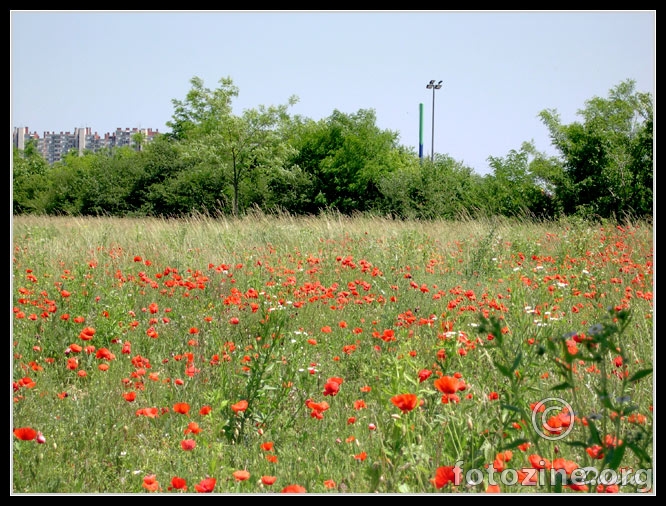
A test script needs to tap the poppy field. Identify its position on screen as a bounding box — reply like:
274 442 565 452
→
12 213 654 494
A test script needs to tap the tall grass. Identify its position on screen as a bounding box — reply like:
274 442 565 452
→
12 213 653 494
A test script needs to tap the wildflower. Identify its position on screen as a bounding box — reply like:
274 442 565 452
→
142 474 160 492
180 439 196 451
528 454 551 470
168 476 188 491
260 442 274 451
306 399 330 418
122 392 137 402
353 451 367 461
354 399 367 410
434 375 462 394
13 427 37 441
194 477 216 493
173 402 190 415
323 376 344 397
552 457 578 475
79 327 96 341
390 393 419 414
417 369 433 382
324 479 336 489
95 347 115 360
323 380 341 397
231 400 248 414
431 465 458 489
233 470 250 481
184 422 202 435
261 476 277 486
281 484 307 493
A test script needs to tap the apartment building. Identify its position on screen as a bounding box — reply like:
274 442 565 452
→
12 126 161 165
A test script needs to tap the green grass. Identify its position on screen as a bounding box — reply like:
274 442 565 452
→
12 213 654 494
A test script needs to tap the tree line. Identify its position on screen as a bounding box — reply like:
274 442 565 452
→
12 77 653 222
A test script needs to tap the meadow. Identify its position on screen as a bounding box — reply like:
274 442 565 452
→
11 213 654 494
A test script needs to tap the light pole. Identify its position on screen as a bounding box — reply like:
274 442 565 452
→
426 80 443 162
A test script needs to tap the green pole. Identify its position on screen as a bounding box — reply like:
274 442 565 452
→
419 102 424 161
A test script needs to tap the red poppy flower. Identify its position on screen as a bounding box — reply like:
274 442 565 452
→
391 392 419 413
95 347 115 360
136 407 159 418
417 369 433 382
184 422 202 435
431 465 458 489
199 405 212 415
142 474 160 492
260 442 274 451
233 470 250 481
194 477 216 493
13 427 37 441
528 454 551 470
354 399 367 410
323 381 340 397
231 400 248 414
173 402 190 415
261 476 277 486
168 476 188 491
552 458 578 475
180 439 196 451
281 484 307 493
78 327 96 341
434 376 462 394
122 391 137 402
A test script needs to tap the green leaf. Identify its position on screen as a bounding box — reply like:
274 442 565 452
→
603 443 627 470
628 368 652 383
500 403 522 413
550 381 572 391
501 438 530 450
493 360 512 379
627 442 652 465
586 418 602 446
510 351 522 372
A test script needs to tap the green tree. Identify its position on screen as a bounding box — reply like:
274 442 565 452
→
78 147 145 216
286 109 401 214
34 151 96 215
481 142 559 219
168 76 298 216
132 134 190 216
377 154 484 220
538 79 653 220
12 139 50 214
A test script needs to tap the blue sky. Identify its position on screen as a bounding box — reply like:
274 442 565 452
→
11 10 655 176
